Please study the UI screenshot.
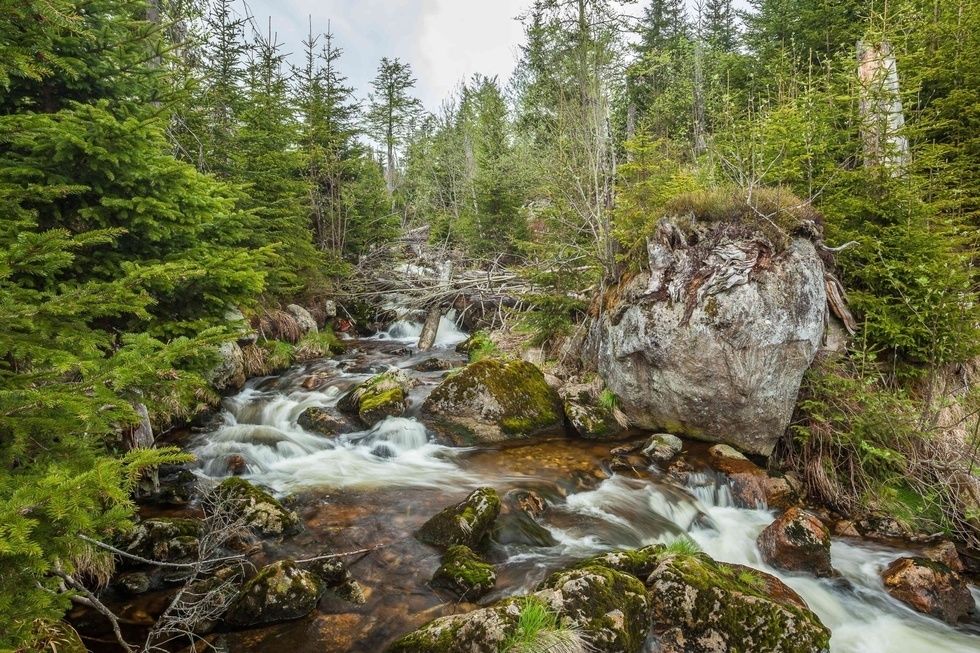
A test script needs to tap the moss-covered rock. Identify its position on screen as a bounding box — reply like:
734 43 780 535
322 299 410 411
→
338 369 413 426
225 560 323 627
432 545 496 600
116 517 201 563
416 487 501 549
560 383 628 441
302 556 366 604
492 489 557 547
757 507 836 577
881 556 975 623
216 477 300 537
647 552 831 653
537 564 651 652
387 599 523 653
642 433 683 464
420 358 563 445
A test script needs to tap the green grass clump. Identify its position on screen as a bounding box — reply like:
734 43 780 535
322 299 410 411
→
598 389 618 411
664 535 702 556
502 598 589 653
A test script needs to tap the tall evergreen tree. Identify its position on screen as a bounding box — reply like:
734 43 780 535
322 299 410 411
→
701 0 737 51
367 58 423 197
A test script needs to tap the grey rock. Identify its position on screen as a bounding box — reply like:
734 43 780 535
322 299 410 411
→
286 304 318 335
595 222 827 455
642 433 683 464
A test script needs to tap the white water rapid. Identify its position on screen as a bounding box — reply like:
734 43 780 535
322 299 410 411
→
190 314 979 653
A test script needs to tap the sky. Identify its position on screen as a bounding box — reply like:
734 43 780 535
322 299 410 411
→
247 0 529 111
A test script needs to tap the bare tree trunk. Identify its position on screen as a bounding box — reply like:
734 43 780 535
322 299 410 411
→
417 306 442 351
857 40 909 172
692 37 707 157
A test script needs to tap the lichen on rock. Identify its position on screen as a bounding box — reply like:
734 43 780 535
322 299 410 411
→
215 477 300 537
225 560 323 627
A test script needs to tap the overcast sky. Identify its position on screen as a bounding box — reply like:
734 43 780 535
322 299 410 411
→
246 0 528 111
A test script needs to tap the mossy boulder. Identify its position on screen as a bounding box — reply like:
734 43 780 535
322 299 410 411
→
116 517 201 563
387 599 523 653
537 564 651 652
881 556 975 623
338 369 413 426
216 477 300 537
431 545 496 600
757 507 836 577
420 358 563 445
225 560 323 627
647 552 830 653
416 487 501 549
560 383 628 441
302 556 366 604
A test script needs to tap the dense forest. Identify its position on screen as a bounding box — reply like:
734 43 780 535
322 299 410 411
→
2 0 979 651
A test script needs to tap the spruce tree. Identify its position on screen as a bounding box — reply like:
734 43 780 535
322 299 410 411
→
367 58 424 197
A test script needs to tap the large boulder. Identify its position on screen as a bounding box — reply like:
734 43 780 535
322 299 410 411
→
593 217 827 455
416 487 501 549
338 369 413 427
431 545 496 600
881 557 975 623
647 552 831 653
225 560 322 627
215 477 300 537
421 358 564 445
757 507 836 577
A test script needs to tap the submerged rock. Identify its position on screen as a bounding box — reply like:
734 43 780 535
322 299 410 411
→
225 560 322 627
302 557 366 604
297 406 354 437
216 477 300 537
420 358 563 445
647 552 831 653
338 369 413 426
416 487 501 549
116 517 201 563
431 545 496 600
593 217 827 456
493 489 557 547
757 507 836 577
881 557 975 623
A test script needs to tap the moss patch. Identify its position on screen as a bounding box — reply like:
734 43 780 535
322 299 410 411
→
432 545 496 600
338 369 411 426
216 477 300 537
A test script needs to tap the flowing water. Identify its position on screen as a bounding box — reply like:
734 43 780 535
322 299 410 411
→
183 316 980 653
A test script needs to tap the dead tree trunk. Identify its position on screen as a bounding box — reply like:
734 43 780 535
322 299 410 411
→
857 40 909 172
417 306 442 352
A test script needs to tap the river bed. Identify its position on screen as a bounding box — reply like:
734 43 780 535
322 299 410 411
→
102 317 980 652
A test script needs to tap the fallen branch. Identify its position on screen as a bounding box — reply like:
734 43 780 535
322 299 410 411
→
293 544 384 564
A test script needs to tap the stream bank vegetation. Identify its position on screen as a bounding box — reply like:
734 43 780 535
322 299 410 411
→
2 0 980 648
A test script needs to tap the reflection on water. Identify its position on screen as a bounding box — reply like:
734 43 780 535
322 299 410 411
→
185 317 979 653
